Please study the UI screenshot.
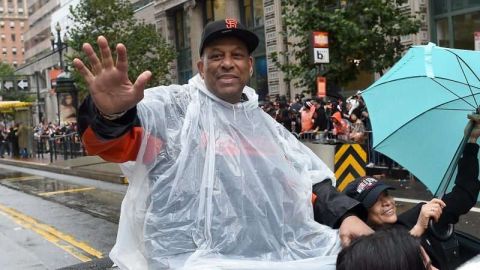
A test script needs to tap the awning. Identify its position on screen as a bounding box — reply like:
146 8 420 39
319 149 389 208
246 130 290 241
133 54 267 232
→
0 101 32 113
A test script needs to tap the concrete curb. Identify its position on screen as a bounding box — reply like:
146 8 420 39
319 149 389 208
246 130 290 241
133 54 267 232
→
56 257 116 270
0 159 127 184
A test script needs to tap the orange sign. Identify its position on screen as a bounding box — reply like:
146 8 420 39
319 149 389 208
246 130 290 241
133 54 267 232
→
49 69 63 88
317 76 326 97
312 32 329 48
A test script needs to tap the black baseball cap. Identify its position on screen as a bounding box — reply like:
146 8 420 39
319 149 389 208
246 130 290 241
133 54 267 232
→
343 177 395 208
199 18 259 55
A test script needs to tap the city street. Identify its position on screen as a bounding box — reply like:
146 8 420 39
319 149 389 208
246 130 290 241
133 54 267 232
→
0 166 123 269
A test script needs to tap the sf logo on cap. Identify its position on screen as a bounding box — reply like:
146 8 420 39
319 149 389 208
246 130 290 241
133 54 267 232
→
356 177 378 193
225 18 238 29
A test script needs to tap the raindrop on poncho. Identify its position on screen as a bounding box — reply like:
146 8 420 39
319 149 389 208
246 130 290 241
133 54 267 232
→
110 74 341 269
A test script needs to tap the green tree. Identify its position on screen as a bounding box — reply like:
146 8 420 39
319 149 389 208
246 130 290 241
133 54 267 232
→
67 0 176 99
273 0 421 93
0 61 15 76
0 62 34 102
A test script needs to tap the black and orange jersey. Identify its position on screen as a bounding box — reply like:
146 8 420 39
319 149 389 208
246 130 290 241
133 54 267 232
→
78 95 143 163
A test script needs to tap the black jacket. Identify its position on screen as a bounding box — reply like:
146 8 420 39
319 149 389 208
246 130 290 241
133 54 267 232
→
397 143 479 229
397 143 480 269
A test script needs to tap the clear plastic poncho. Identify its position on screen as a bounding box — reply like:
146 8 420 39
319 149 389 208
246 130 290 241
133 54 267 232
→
110 74 341 269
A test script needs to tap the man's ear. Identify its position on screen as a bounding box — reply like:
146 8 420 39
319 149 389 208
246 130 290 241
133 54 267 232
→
197 59 205 79
249 56 253 77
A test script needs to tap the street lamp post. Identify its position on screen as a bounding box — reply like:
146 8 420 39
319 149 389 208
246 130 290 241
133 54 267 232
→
50 22 76 125
50 22 68 70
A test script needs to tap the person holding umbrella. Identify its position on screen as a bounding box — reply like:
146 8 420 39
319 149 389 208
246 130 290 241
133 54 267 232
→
343 114 480 269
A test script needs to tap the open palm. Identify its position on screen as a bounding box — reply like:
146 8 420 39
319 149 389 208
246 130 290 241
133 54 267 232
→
73 36 151 115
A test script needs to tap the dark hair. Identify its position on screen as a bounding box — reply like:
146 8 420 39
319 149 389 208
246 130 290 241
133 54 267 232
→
337 226 426 270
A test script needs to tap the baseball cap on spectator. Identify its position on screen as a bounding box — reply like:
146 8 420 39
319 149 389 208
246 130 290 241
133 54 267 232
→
199 18 259 56
343 176 395 208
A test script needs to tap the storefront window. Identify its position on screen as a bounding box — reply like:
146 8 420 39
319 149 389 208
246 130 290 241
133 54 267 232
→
436 18 450 47
453 11 480 49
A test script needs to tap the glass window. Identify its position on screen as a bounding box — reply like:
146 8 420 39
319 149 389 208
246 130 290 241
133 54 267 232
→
436 18 450 47
253 0 263 26
172 8 191 84
453 11 480 49
213 0 225 20
452 0 480 11
205 0 226 22
206 0 214 22
433 0 448 15
243 0 264 28
243 0 252 27
253 56 268 100
174 9 186 49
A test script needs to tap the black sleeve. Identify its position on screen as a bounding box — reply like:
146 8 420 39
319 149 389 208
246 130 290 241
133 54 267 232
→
397 203 424 229
312 179 367 228
438 143 480 227
77 95 140 140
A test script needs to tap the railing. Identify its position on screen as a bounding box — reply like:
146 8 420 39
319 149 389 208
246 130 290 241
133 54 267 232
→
34 132 86 163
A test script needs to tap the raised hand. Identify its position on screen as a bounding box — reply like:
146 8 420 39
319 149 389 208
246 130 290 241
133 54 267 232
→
73 36 152 115
467 114 480 143
410 198 446 237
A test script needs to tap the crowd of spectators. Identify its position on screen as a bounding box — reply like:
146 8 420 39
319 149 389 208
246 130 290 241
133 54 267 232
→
33 121 78 140
0 121 79 159
260 92 398 168
260 92 370 144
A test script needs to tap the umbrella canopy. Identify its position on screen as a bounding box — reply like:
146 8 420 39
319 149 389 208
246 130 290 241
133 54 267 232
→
362 43 480 197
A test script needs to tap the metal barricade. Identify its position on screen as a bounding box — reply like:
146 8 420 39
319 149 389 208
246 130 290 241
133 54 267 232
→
34 133 85 162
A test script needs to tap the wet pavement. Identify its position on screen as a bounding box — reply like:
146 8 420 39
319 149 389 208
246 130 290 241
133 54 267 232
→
0 170 124 224
0 179 118 269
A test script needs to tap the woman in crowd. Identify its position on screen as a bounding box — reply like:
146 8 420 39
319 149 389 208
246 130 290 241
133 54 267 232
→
347 110 365 144
343 114 480 269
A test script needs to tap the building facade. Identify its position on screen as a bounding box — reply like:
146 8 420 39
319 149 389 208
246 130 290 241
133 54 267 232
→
150 0 433 101
19 0 66 125
0 0 29 68
430 0 480 50
14 0 441 126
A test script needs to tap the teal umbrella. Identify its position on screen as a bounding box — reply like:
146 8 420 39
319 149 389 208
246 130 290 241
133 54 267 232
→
362 43 480 199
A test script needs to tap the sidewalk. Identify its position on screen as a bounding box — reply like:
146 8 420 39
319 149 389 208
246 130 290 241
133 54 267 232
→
0 154 126 184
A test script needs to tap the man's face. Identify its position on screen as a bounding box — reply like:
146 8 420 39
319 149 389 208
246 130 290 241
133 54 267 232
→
197 36 253 104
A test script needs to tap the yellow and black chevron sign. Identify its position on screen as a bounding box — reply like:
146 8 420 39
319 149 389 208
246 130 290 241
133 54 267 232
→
335 144 367 191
